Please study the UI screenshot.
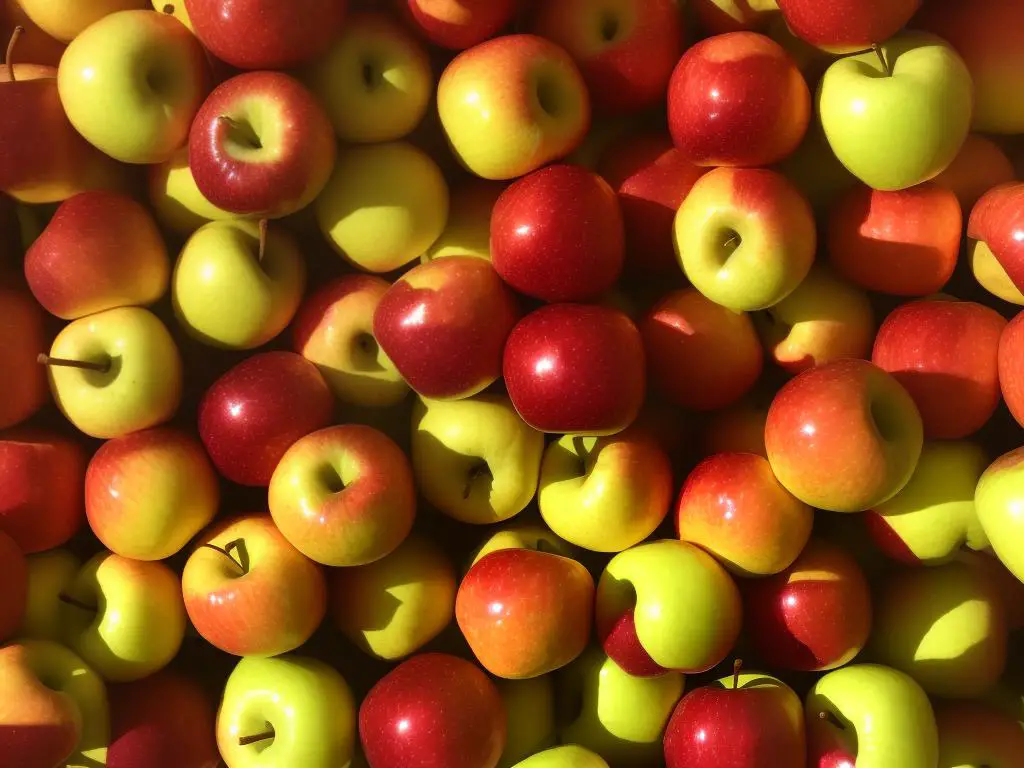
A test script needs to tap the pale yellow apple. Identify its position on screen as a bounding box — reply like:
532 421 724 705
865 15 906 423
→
468 523 576 572
19 549 80 641
513 745 609 768
17 0 148 43
497 676 556 768
424 179 506 262
148 145 235 234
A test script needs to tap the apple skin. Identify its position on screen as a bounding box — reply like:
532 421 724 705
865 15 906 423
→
777 0 919 53
512 745 608 768
491 164 624 302
24 190 169 320
456 548 594 679
827 181 961 297
764 359 923 513
0 280 48 430
934 701 1024 768
974 446 1024 585
15 0 148 42
871 298 1006 440
668 31 810 167
1 0 67 66
425 179 506 262
359 653 506 768
147 145 236 234
496 676 556 768
198 351 334 487
933 133 1016 212
467 522 577 571
701 399 769 458
0 529 27 642
437 34 590 180
19 549 80 641
999 310 1024 428
968 182 1024 305
691 0 778 35
403 0 516 50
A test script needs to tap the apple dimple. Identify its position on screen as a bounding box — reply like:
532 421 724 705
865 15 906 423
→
317 463 346 495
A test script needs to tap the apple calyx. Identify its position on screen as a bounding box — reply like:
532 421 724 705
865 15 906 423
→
161 3 175 14
463 461 492 500
37 353 111 373
871 44 893 77
5 26 24 83
200 538 250 576
239 722 275 747
58 592 97 613
217 116 263 150
732 658 743 689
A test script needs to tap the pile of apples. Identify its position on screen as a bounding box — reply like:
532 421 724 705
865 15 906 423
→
3 0 1024 766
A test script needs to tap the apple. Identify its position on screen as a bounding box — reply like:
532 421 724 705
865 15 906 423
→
772 114 857 217
316 141 449 272
19 549 79 641
872 298 1006 439
777 0 919 53
437 34 590 180
975 446 1024 584
933 133 1016 212
425 179 506 262
189 71 336 219
968 181 1024 305
764 359 923 512
43 306 183 440
934 701 1024 768
674 167 816 312
491 163 624 302
411 394 544 525
403 0 515 49
359 653 505 768
198 351 334 487
512 745 608 768
15 0 147 42
497 676 556 768
826 181 961 297
691 0 779 35
999 309 1024 428
817 32 973 191
0 280 47 429
701 399 769 458
596 539 742 676
268 424 416 567
217 654 356 768
0 529 26 642
467 522 577 571
1 0 66 66
148 145 236 234
151 0 191 28
668 32 809 167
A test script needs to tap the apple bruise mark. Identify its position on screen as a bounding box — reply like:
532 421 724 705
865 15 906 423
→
239 722 275 748
5 26 23 82
200 538 250 576
463 461 492 500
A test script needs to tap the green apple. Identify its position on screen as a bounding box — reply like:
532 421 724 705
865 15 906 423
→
412 394 545 525
817 32 973 191
148 145 237 234
217 654 356 768
497 676 556 768
173 219 306 350
19 549 80 641
467 522 577 573
806 664 938 768
513 745 609 768
975 446 1024 583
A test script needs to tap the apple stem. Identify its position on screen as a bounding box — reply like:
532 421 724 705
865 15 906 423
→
37 354 110 373
5 26 23 82
199 540 249 576
238 727 274 747
58 593 97 613
257 219 268 263
871 43 892 76
732 659 742 689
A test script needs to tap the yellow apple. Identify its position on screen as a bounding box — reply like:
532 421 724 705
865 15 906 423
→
150 0 190 28
18 549 79 641
17 0 148 42
148 145 236 234
424 179 506 262
497 676 556 768
467 522 577 572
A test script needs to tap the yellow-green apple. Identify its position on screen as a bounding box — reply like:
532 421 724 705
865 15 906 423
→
437 34 590 180
497 676 556 767
0 280 47 429
19 549 79 640
457 548 594 678
330 534 455 661
0 639 108 768
424 179 505 262
872 559 1007 697
189 71 335 218
269 424 416 567
0 529 26 641
539 426 672 552
198 351 334 487
596 539 741 676
642 287 763 411
467 522 576 571
412 394 543 525
691 0 779 35
16 0 147 42
975 446 1024 583
402 0 516 49
306 11 432 143
374 256 520 400
1000 310 1024 428
668 32 810 167
934 701 1024 768
556 647 684 766
805 664 938 768
701 399 769 458
148 145 236 234
674 167 816 312
25 190 170 320
217 654 356 768
742 539 872 671
172 219 306 349
2 0 66 66
43 306 183 439
58 10 208 164
504 303 645 436
532 0 683 114
151 0 191 28
827 181 961 297
968 182 1024 306
513 745 608 768
872 299 1006 439
817 32 973 191
60 551 186 682
663 668 805 768
182 514 326 657
777 0 919 53
933 134 1016 212
764 359 923 512
316 141 449 272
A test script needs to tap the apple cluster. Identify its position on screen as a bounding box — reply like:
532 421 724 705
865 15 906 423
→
2 0 1024 767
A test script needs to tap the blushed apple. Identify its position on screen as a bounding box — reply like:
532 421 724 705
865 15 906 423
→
467 522 576 571
402 0 516 49
0 280 48 429
147 145 236 234
968 181 1024 305
777 0 920 53
691 0 779 35
999 309 1024 429
974 446 1024 585
933 133 1016 212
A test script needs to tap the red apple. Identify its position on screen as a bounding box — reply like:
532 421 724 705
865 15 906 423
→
0 278 48 430
403 0 516 49
503 303 645 435
872 298 1006 440
0 529 27 642
933 133 1015 213
999 309 1024 429
668 31 810 167
359 653 506 768
777 0 920 53
198 351 334 487
968 181 1024 303
373 255 519 400
491 164 624 302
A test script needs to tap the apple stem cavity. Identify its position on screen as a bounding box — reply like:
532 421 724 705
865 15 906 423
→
732 659 742 689
218 115 262 150
871 44 892 77
463 462 492 500
200 539 250 576
239 724 275 747
5 26 23 82
258 219 268 263
37 353 110 373
58 593 97 613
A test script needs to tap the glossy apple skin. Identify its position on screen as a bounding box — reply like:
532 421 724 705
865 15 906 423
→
933 134 1015 212
456 549 593 679
0 280 48 430
503 304 645 436
968 182 1024 299
198 351 334 487
491 164 624 302
0 529 27 642
403 0 516 49
827 182 961 297
743 540 872 672
359 653 506 768
668 31 810 167
999 310 1024 428
777 0 920 53
872 299 1006 439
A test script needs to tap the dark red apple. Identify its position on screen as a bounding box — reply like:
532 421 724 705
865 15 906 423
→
0 529 27 642
0 278 48 430
999 309 1024 429
777 0 921 53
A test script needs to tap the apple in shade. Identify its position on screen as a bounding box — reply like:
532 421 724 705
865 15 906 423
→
491 164 624 302
513 745 608 768
1000 311 1024 428
467 522 576 571
403 0 516 49
0 529 26 642
935 702 1024 768
872 298 1006 440
827 181 961 297
701 399 769 458
148 145 236 234
674 167 816 312
596 539 742 676
497 676 556 767
24 190 170 320
198 351 334 487
1 1 66 67
503 303 645 436
425 179 506 262
668 32 809 167
189 71 336 219
437 34 590 180
974 446 1024 584
777 0 919 52
933 134 1016 212
14 0 147 42
968 182 1024 305
0 280 47 429
152 0 191 28
806 664 938 768
217 654 356 768
359 653 506 768
691 0 778 35
19 549 80 642
268 424 416 567
412 394 544 525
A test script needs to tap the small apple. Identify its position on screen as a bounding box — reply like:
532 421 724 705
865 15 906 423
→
402 0 516 50
968 181 1024 306
19 549 79 641
147 145 236 234
0 280 48 429
974 446 1024 584
933 133 1016 212
777 0 920 53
